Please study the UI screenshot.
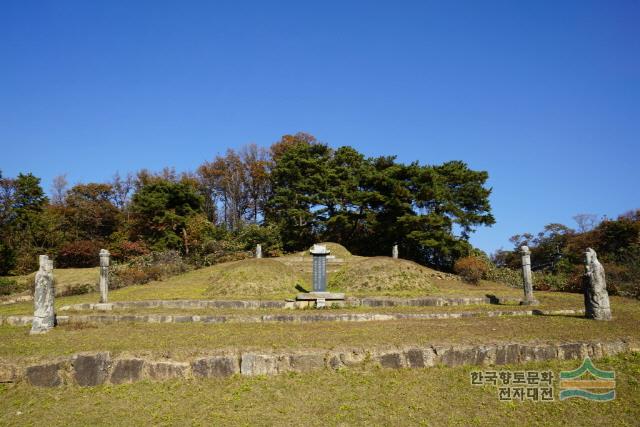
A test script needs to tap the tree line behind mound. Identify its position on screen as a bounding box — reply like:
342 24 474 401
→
0 132 494 277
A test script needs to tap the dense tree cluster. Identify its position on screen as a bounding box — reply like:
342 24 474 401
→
0 133 495 275
266 135 494 267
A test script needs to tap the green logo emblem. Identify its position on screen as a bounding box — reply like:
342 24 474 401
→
559 357 615 401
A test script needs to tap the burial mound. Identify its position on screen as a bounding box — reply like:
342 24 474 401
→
291 242 353 259
330 257 438 294
205 258 306 297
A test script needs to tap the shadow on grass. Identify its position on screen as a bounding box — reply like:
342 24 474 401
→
531 309 587 319
485 294 522 306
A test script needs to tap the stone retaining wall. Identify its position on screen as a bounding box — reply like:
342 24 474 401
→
358 296 491 307
58 296 496 312
61 299 288 311
0 339 632 387
0 309 584 327
0 295 32 306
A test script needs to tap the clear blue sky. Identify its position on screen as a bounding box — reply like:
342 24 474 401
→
1 1 639 254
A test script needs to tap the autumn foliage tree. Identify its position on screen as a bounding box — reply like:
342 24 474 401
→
63 183 120 241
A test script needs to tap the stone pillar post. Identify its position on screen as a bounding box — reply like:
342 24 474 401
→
392 244 399 259
584 248 612 320
99 249 110 303
30 255 55 335
256 244 262 259
310 244 330 292
520 246 539 305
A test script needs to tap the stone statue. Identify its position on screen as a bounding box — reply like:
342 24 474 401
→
99 249 110 303
520 246 539 305
392 244 399 259
30 255 55 334
256 244 262 259
584 248 612 320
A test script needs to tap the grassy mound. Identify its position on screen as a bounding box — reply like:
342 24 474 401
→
329 257 437 294
205 259 306 297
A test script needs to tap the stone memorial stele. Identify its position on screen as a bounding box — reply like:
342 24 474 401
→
99 249 110 303
310 244 330 292
30 255 55 335
583 248 612 320
520 246 539 305
256 244 262 259
295 244 345 307
392 244 399 259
